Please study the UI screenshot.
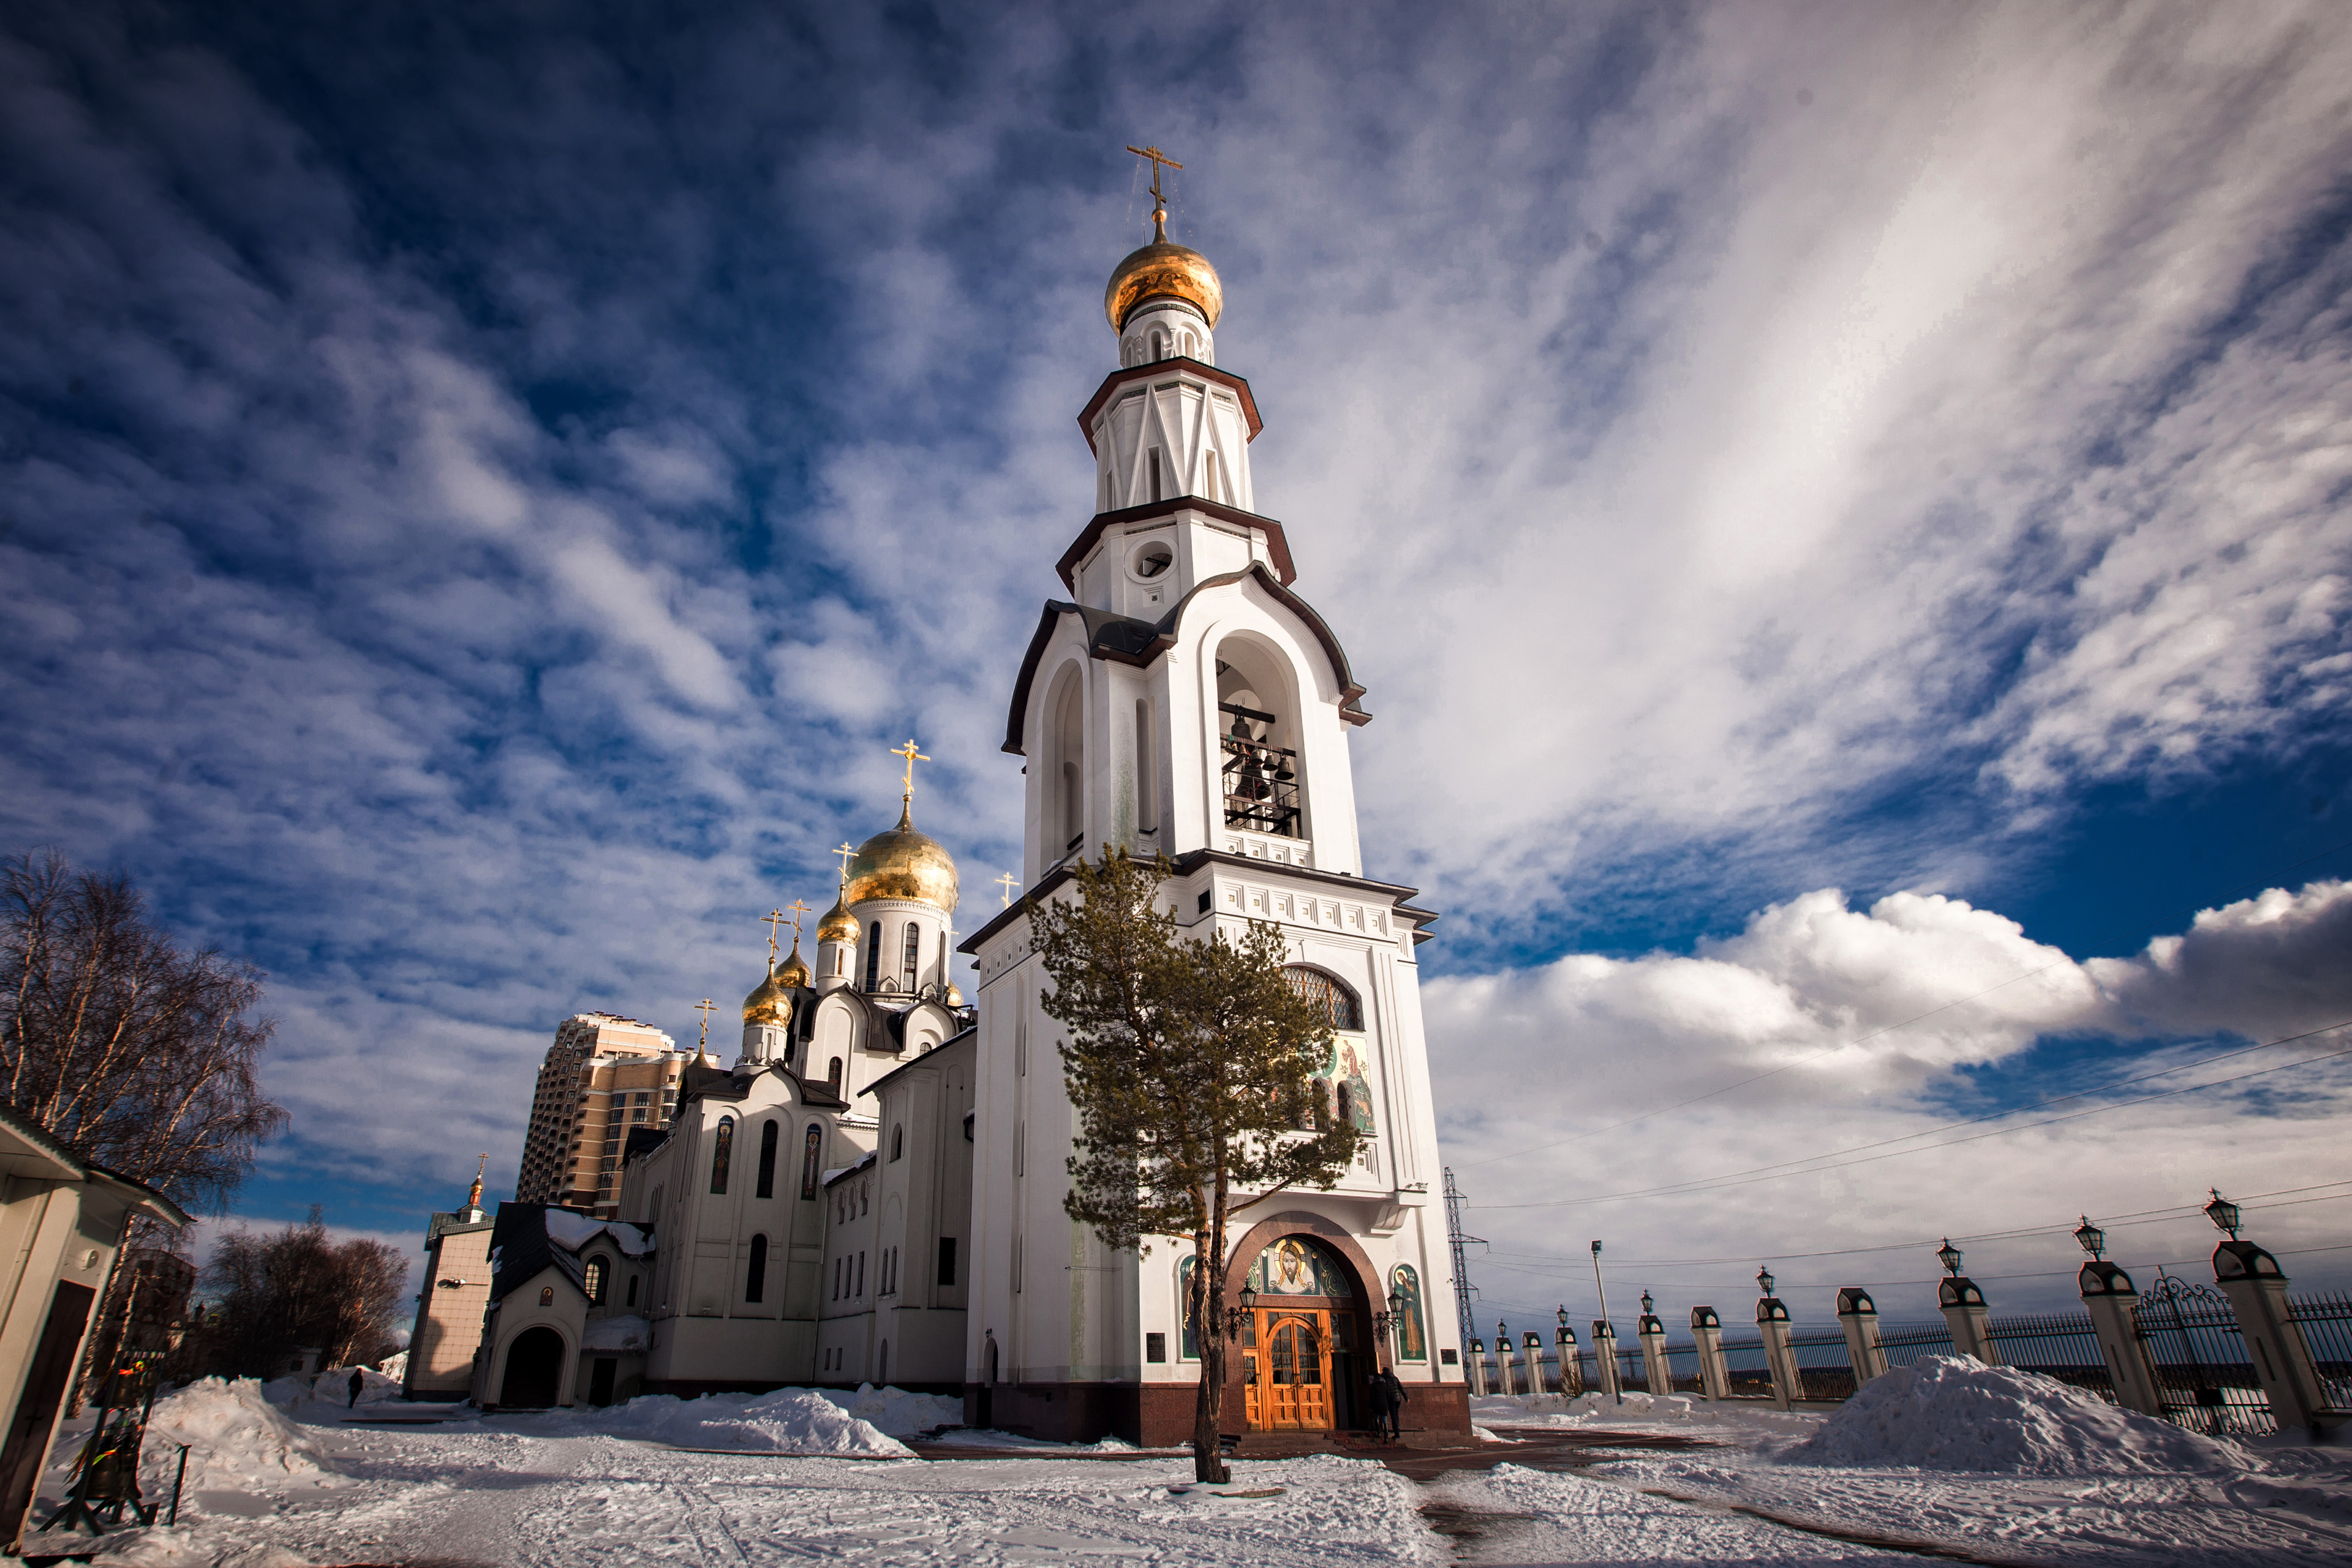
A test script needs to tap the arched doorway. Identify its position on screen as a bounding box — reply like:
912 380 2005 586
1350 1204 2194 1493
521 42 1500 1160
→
1232 1234 1371 1433
499 1327 565 1409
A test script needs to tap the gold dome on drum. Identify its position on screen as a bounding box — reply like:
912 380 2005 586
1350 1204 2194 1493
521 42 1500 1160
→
774 937 812 991
742 960 793 1027
1105 212 1223 333
816 892 859 946
843 804 960 913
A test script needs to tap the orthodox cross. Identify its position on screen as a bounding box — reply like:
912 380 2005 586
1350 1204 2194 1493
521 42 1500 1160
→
996 872 1020 908
762 909 789 960
785 898 812 941
834 842 857 886
695 997 717 1058
892 737 930 803
1126 143 1182 217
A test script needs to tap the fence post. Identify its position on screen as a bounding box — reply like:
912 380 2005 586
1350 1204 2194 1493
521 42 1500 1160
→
1494 1328 1517 1396
1836 1287 1887 1384
1938 1276 2001 1366
1523 1332 1547 1396
2078 1261 2164 1417
1637 1310 1670 1395
1555 1325 1583 1397
1466 1337 1487 1397
2213 1240 2335 1434
1757 1295 1799 1410
1690 1306 1730 1400
1589 1320 1621 1401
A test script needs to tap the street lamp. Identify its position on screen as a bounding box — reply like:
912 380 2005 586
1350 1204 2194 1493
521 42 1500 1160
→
1936 1238 1963 1276
1226 1280 1257 1340
2204 1188 2242 1240
1640 1291 1654 1319
2073 1216 2105 1261
1556 1304 1569 1332
1755 1266 1774 1298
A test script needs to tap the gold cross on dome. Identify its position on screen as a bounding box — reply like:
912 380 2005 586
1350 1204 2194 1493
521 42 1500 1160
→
785 899 812 940
695 997 717 1055
996 872 1021 908
762 909 789 959
892 737 930 802
834 842 857 886
1126 143 1182 212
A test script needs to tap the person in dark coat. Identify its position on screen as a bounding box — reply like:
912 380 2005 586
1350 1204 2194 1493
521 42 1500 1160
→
1378 1368 1408 1441
347 1368 365 1409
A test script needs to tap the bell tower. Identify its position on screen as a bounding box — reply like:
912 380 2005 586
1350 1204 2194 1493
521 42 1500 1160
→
959 154 1468 1446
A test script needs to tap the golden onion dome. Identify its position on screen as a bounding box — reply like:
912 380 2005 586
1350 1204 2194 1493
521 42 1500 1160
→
945 983 965 1008
1105 212 1223 333
843 803 959 913
816 892 859 946
742 960 793 1027
774 937 812 991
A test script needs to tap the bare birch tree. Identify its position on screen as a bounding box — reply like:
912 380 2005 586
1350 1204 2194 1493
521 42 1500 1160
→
2 850 287 1213
1031 847 1360 1483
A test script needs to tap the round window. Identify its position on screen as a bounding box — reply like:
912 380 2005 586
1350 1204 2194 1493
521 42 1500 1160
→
1134 542 1174 579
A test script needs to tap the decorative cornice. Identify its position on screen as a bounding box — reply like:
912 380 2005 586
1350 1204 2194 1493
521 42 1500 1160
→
1054 496 1295 594
1076 358 1262 456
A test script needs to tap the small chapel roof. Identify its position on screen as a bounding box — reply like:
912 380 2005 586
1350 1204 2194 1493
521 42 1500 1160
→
860 1025 977 1100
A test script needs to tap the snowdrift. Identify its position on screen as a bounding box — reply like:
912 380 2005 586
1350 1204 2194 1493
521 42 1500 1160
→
308 1365 404 1406
139 1378 327 1496
1789 1354 2244 1475
817 1382 965 1438
567 1385 914 1456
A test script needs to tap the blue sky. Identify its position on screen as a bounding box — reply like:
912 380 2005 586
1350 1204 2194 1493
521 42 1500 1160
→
3 1 2348 1327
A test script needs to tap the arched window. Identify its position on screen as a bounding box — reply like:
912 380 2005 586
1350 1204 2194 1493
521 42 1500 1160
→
1206 450 1224 505
1048 667 1084 857
756 1119 779 1199
864 923 882 990
709 1117 734 1194
800 1123 822 1200
827 1056 843 1089
1284 967 1362 1031
626 1275 638 1307
878 1340 889 1385
1150 328 1166 360
890 1124 904 1161
901 922 921 990
584 1258 606 1304
745 1234 767 1303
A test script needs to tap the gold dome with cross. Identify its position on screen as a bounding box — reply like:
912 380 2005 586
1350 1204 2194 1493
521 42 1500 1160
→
842 739 960 913
1104 144 1222 332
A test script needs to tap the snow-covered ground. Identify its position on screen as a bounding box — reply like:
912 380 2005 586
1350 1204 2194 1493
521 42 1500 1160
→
19 1359 2348 1565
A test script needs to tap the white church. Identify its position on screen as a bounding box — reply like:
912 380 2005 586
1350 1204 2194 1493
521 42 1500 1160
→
447 179 1470 1442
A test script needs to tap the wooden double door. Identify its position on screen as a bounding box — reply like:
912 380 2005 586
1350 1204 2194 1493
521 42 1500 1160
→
1243 1308 1363 1431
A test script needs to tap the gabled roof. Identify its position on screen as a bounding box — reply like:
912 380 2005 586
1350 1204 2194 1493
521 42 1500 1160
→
486 1202 594 1304
0 1104 190 1227
861 1025 978 1099
1003 561 1370 756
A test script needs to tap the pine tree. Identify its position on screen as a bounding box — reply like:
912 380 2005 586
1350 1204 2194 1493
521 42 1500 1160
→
1031 846 1360 1483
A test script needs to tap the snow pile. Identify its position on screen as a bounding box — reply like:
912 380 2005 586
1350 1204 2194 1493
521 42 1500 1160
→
256 1375 309 1408
1476 1390 1700 1425
544 1210 652 1256
817 1382 965 1436
140 1379 327 1494
309 1365 403 1406
1789 1355 2244 1475
376 1349 409 1379
582 1314 650 1352
574 1387 911 1456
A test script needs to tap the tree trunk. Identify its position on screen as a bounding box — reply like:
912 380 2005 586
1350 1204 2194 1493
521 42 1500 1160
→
1190 1226 1230 1483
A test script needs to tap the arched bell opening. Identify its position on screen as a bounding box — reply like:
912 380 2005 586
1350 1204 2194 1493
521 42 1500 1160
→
1041 662 1087 865
1214 636 1305 841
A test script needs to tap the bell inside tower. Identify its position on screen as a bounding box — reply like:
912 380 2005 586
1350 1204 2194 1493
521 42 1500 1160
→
1215 646 1301 839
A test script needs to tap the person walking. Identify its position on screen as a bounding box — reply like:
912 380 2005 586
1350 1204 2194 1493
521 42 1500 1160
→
1378 1368 1408 1442
347 1368 364 1409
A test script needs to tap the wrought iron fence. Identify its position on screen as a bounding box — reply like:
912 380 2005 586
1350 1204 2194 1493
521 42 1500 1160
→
2134 1273 2276 1436
1877 1320 1956 1370
1986 1311 2115 1401
1717 1331 1776 1398
1790 1327 1857 1401
2287 1291 2352 1412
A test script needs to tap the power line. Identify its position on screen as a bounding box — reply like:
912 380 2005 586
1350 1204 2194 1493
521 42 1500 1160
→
1460 834 2352 1170
1472 1030 2352 1210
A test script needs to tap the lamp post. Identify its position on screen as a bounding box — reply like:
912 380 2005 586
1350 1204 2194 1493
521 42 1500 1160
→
1373 1284 1406 1366
1756 1265 1775 1298
1640 1291 1654 1317
1591 1241 1618 1405
1936 1238 1963 1277
2204 1188 2242 1240
2073 1216 2105 1261
1226 1281 1257 1340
